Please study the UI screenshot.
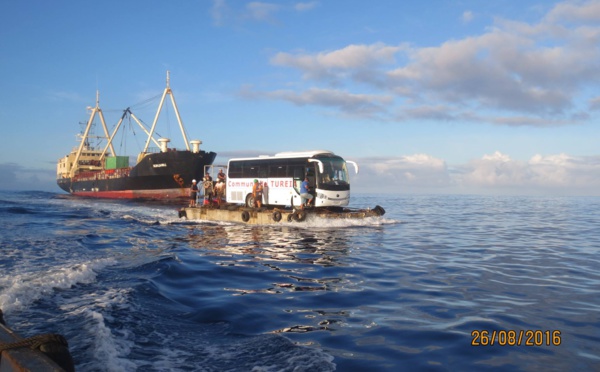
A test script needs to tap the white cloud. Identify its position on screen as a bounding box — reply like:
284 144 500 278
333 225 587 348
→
271 43 404 82
350 151 600 196
240 85 393 118
353 154 452 192
545 0 600 22
263 1 600 127
456 152 600 194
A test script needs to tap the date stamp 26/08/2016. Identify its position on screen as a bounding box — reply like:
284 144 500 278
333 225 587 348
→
471 330 561 346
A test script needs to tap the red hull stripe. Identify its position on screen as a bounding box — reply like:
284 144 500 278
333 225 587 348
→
71 188 188 200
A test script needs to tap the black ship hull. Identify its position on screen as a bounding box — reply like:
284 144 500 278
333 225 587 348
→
57 150 216 200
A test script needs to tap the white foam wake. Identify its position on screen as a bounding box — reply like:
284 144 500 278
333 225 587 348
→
0 258 117 313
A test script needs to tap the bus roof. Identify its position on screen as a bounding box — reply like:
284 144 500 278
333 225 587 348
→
274 150 333 158
229 150 338 162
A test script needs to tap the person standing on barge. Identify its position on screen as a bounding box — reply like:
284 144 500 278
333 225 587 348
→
203 174 214 204
189 179 198 207
252 179 263 208
300 176 313 209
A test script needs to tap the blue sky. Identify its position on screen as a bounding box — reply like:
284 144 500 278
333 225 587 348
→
1 0 599 195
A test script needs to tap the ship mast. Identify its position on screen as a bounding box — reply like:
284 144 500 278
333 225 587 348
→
70 91 114 178
142 71 191 153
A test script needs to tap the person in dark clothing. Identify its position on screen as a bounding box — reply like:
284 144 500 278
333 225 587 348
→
189 179 198 207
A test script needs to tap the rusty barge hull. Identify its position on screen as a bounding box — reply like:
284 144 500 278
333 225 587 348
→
178 204 385 225
0 312 72 372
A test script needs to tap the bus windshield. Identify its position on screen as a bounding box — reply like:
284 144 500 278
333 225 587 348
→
316 157 349 188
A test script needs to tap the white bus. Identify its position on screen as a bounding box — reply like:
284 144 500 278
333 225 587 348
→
226 150 358 208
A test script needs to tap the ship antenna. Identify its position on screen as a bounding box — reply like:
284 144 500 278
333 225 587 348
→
166 70 170 89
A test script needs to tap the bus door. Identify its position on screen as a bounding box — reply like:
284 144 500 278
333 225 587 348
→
306 165 316 190
291 166 303 195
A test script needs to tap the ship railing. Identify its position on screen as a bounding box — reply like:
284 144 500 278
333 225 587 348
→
145 146 181 153
72 167 132 182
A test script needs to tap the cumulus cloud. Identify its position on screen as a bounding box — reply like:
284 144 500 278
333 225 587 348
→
545 0 600 22
455 152 600 194
261 0 600 126
272 43 404 82
349 152 600 195
240 85 393 118
353 154 452 193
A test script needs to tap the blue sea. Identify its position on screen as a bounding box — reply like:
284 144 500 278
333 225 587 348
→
0 190 598 371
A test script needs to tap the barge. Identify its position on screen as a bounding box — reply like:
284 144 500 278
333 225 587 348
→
178 204 386 224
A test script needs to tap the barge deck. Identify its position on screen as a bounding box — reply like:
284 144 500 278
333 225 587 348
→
178 204 385 224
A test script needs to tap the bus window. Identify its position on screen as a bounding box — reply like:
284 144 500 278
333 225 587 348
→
269 161 286 178
258 166 268 178
306 166 316 187
289 165 304 180
242 163 259 178
317 158 349 188
228 161 242 178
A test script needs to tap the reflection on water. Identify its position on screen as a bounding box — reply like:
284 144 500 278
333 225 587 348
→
182 223 354 268
172 221 381 341
177 222 365 305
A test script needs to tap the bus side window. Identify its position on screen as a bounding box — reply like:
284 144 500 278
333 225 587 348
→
269 161 286 178
243 163 259 178
306 166 317 187
258 167 268 178
290 165 304 192
289 166 303 179
229 161 242 178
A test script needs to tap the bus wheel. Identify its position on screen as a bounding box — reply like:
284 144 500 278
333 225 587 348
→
272 211 282 222
241 210 250 222
245 194 255 208
293 211 307 222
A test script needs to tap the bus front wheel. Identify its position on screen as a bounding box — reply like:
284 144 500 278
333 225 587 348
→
245 194 255 208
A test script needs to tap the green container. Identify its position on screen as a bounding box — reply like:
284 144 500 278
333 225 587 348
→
105 156 129 169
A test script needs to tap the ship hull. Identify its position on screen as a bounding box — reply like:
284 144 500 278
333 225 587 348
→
57 150 216 200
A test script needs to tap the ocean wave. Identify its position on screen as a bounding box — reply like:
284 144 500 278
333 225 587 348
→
0 258 117 314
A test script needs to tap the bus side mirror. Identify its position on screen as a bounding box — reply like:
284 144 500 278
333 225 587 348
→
308 159 324 173
347 161 359 174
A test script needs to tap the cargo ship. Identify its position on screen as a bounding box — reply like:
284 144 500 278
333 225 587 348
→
56 72 216 199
